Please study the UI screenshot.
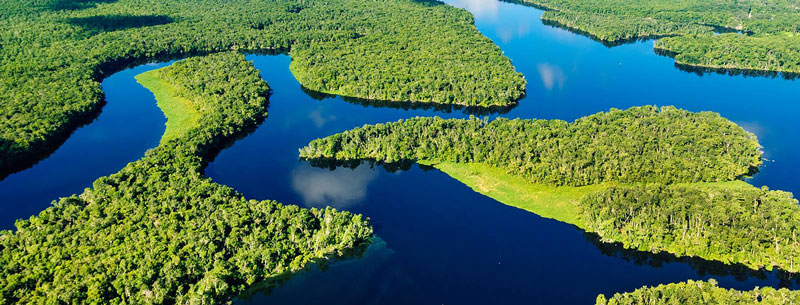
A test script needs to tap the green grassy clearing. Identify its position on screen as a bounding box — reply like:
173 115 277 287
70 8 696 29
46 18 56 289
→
426 161 750 228
135 69 201 144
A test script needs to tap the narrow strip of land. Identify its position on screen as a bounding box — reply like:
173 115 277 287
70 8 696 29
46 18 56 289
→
135 70 201 143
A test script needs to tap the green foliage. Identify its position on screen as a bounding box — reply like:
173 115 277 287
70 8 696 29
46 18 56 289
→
134 69 201 144
656 33 800 74
0 53 373 304
300 106 761 187
298 106 800 271
523 0 800 73
541 9 711 42
598 279 800 305
580 183 800 272
0 0 525 173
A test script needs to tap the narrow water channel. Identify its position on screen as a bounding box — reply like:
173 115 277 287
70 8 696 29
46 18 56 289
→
0 0 797 303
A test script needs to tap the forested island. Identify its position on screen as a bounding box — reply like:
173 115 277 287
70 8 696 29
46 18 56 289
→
0 0 525 175
299 106 800 273
596 279 800 305
0 53 373 304
520 0 800 74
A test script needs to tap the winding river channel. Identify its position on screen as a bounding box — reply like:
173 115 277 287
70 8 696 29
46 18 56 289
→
2 0 799 303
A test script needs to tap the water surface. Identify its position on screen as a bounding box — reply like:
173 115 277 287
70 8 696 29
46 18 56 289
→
0 62 172 228
0 0 798 303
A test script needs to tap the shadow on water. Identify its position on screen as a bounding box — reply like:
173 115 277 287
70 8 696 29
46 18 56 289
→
583 231 800 287
544 21 685 48
201 100 271 172
236 236 377 301
497 0 671 47
0 49 288 182
653 48 800 80
300 86 517 116
65 15 175 35
303 158 800 289
500 0 797 82
0 98 106 181
303 158 428 174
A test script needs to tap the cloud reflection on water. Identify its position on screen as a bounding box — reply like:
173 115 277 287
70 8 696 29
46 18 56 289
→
308 108 336 128
291 164 378 208
536 63 566 91
447 0 499 20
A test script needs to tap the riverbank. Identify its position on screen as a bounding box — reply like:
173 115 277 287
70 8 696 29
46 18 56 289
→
135 70 201 143
0 53 373 304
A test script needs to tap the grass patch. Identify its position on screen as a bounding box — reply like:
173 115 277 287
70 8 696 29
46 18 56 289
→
425 161 750 228
135 69 201 144
424 161 603 227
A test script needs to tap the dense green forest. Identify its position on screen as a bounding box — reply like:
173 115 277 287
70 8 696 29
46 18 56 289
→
523 0 800 73
299 106 800 271
0 0 525 175
0 53 373 304
655 33 800 75
300 106 761 186
596 279 800 305
581 183 800 272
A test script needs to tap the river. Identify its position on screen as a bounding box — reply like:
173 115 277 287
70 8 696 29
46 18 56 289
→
1 0 798 303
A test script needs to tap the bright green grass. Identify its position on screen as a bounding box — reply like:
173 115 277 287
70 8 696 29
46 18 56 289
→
424 161 750 228
135 69 201 144
422 161 603 227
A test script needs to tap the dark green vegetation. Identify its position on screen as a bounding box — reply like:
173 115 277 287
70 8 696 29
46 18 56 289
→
522 0 800 74
0 53 373 304
596 279 800 305
581 183 800 272
0 0 525 175
300 106 761 187
300 106 800 272
655 33 800 75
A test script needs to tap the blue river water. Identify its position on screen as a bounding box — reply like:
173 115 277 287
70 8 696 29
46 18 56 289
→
1 0 798 303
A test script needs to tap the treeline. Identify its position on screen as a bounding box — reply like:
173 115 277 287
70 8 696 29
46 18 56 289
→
0 53 373 304
656 33 800 75
526 0 800 39
541 10 711 43
300 106 761 186
596 279 800 305
298 106 800 271
0 0 525 175
522 0 800 73
580 183 800 272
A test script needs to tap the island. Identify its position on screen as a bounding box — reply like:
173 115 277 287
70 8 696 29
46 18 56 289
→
0 0 525 176
0 53 373 304
596 279 800 304
299 106 800 272
518 0 800 75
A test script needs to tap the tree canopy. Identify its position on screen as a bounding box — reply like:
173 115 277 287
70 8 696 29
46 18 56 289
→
596 279 800 305
581 183 800 272
298 106 800 272
0 0 525 174
0 53 373 304
521 0 800 74
300 106 762 186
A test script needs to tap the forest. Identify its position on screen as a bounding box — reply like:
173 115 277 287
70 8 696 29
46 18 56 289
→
300 106 762 187
0 0 525 175
596 279 800 305
0 53 373 304
580 183 800 272
299 106 800 271
655 33 800 75
523 0 800 73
